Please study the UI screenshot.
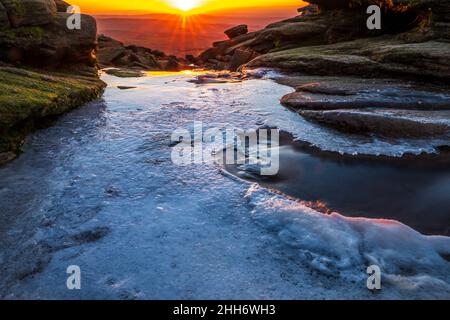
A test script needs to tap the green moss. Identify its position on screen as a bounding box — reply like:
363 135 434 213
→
10 0 26 16
0 26 44 43
406 0 423 8
0 67 106 160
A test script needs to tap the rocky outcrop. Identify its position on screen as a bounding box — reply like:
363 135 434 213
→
54 0 69 12
299 109 450 138
280 76 450 110
196 0 450 142
97 34 187 71
224 24 248 39
1 0 57 27
277 74 450 139
0 0 98 70
0 1 106 164
197 0 450 81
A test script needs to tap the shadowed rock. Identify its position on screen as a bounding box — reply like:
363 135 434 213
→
0 0 57 27
0 2 10 28
54 0 69 12
229 49 254 71
300 109 450 138
97 34 186 71
225 24 248 39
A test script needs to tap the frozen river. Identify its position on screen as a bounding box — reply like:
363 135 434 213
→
0 71 449 299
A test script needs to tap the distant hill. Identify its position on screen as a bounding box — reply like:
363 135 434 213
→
94 6 298 56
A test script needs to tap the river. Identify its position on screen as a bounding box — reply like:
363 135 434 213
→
0 71 449 299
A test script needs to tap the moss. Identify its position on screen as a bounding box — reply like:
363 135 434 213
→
10 0 26 16
406 0 423 8
0 26 44 43
0 67 106 161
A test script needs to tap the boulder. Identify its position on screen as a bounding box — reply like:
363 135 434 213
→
224 24 248 39
198 47 221 62
0 11 98 66
42 12 97 64
54 0 70 12
229 48 254 71
0 0 57 27
98 46 126 66
98 34 124 48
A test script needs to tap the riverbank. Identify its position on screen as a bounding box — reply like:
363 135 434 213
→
0 66 106 165
0 0 107 164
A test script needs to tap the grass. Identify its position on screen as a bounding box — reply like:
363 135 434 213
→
0 67 106 162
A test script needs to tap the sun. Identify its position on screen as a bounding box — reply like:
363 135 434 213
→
170 0 203 12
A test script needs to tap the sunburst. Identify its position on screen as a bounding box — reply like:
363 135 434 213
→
170 0 203 12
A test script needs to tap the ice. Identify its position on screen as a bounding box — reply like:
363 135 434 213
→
245 184 450 297
0 72 448 299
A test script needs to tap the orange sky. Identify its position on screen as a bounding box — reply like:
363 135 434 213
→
75 0 302 14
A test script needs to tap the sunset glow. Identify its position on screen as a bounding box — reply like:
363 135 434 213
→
75 0 302 14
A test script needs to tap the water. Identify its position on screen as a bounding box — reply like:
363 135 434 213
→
0 72 449 299
226 132 450 236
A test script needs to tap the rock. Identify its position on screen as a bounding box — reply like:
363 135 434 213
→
229 49 254 71
280 79 450 110
300 109 450 138
42 12 98 64
165 56 180 71
248 38 450 81
1 0 57 27
188 71 243 84
198 47 221 62
257 21 328 41
0 2 10 28
117 86 137 90
297 4 320 16
98 34 124 48
0 11 98 66
224 24 248 39
54 0 69 12
0 152 16 165
185 54 195 63
97 35 178 70
98 46 126 66
104 68 144 77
